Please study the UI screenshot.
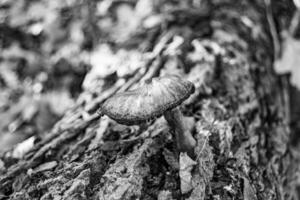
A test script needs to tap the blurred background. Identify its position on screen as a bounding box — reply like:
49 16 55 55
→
0 0 160 157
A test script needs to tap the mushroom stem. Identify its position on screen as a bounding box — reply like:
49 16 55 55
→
164 108 196 156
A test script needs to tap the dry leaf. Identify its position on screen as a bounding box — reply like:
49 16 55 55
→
12 136 35 158
179 152 197 194
243 177 258 200
294 0 300 9
158 190 174 200
275 32 300 89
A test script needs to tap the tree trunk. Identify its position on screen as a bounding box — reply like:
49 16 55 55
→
0 0 297 200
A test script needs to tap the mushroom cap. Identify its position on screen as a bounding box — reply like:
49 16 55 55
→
98 75 195 125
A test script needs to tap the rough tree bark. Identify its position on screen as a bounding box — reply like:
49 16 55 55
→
0 0 298 200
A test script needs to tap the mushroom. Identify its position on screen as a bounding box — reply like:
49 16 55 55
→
98 75 196 155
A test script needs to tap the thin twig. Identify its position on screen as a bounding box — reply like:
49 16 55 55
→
289 10 300 36
264 0 281 60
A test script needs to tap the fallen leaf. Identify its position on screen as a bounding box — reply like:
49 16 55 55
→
158 190 174 200
12 136 35 158
179 152 197 194
294 0 300 9
275 32 300 89
243 177 258 200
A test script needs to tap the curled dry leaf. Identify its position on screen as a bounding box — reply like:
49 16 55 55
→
179 152 197 194
275 32 300 90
